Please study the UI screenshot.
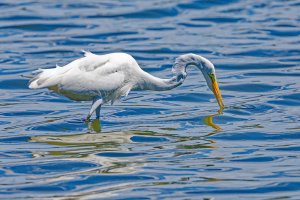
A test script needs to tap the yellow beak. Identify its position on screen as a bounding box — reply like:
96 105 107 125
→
211 76 224 109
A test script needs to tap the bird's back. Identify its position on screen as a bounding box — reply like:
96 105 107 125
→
29 51 141 102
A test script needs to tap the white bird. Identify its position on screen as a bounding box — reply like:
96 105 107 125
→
29 51 224 121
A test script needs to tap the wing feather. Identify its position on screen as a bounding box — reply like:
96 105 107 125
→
29 52 137 102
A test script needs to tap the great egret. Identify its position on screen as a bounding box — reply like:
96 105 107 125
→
29 51 224 121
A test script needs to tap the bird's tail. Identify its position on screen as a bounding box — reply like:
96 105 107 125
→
28 65 63 89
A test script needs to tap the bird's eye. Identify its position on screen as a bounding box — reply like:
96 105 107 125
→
209 73 215 79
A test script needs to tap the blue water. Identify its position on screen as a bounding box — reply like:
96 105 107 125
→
1 0 300 199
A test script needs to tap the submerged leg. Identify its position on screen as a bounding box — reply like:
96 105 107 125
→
86 97 103 121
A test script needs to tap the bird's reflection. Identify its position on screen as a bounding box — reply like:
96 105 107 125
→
30 117 222 175
30 128 139 174
86 118 101 133
86 109 223 134
29 109 224 172
203 108 223 135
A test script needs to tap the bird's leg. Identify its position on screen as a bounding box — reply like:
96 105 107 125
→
86 97 103 121
95 104 101 119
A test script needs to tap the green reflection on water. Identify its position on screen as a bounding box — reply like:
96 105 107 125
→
87 118 101 133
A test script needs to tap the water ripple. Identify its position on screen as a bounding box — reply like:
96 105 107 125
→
0 0 300 199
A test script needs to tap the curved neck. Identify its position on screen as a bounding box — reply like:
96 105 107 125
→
137 70 183 91
172 53 213 81
135 54 212 92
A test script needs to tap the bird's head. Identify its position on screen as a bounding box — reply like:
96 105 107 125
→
172 53 224 109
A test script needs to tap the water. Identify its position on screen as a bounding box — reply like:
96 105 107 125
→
1 0 300 199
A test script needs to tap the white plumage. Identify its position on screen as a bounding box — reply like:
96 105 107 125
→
30 51 135 101
29 51 224 120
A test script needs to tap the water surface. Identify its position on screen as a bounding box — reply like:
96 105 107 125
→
1 0 300 199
